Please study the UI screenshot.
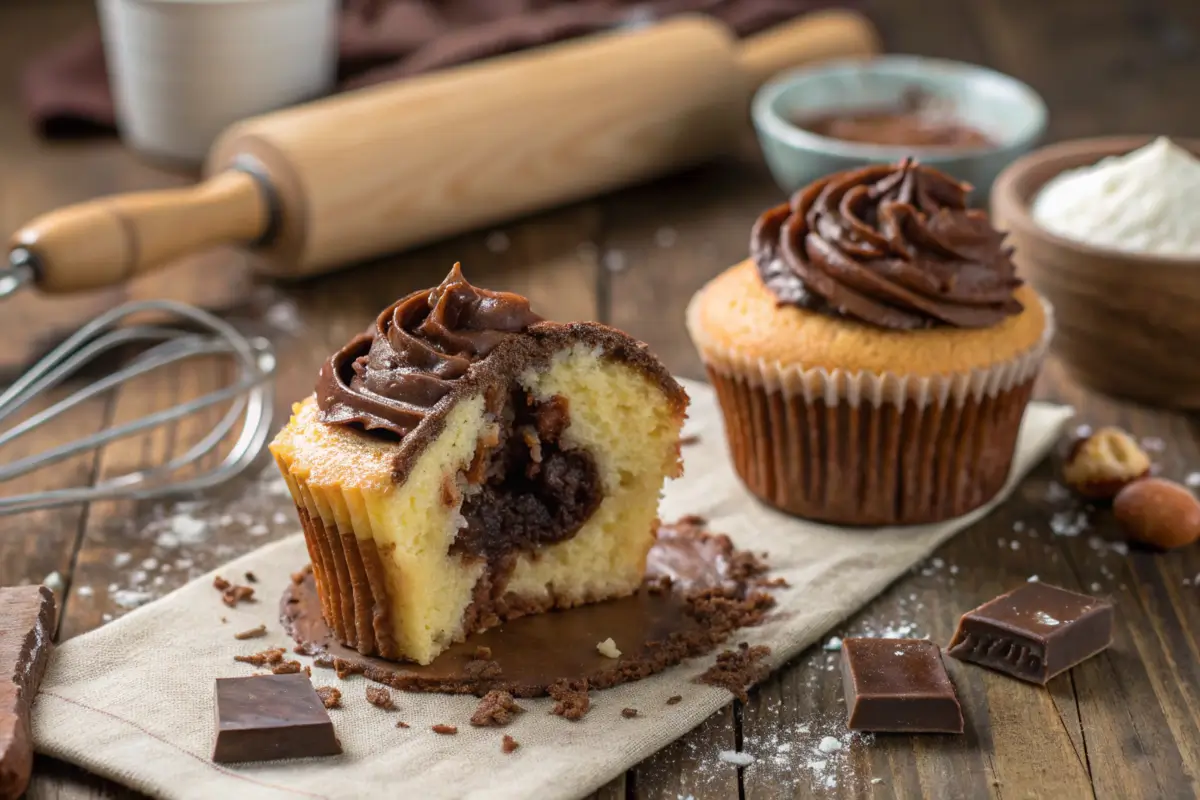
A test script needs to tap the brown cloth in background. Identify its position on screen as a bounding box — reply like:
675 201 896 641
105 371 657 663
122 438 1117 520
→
22 0 850 138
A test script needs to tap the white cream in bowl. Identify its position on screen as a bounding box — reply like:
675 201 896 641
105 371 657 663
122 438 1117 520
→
1031 137 1200 257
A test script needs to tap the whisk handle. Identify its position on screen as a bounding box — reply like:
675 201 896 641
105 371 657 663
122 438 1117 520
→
9 170 268 293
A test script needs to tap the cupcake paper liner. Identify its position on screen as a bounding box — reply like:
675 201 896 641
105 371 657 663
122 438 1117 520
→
690 301 1055 526
275 456 401 660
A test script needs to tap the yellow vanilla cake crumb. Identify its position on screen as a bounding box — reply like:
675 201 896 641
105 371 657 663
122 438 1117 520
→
596 638 622 659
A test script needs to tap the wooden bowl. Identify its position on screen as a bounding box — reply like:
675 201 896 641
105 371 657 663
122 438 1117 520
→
991 136 1200 409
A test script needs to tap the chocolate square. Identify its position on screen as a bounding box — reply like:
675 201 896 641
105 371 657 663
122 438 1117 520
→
947 582 1113 685
840 638 963 734
212 674 342 763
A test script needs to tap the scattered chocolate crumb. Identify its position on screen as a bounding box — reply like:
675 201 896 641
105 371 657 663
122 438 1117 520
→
396 721 410 729
470 691 524 727
680 434 701 447
220 617 227 624
233 624 267 640
315 686 342 709
365 686 395 710
213 576 231 592
333 657 365 679
440 474 460 507
432 724 458 735
666 695 682 705
473 646 493 660
244 571 258 584
464 659 502 681
759 576 791 589
677 513 707 526
621 708 638 718
304 665 312 677
313 654 334 669
234 647 286 667
221 584 255 608
272 660 303 675
548 679 590 721
726 549 770 586
501 735 519 754
696 643 772 702
294 645 307 655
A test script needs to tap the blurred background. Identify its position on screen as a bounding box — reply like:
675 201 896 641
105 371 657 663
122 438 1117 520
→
1 0 1195 382
4 3 1200 796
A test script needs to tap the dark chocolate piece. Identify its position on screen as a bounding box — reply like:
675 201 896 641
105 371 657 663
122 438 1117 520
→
947 582 1114 684
280 519 777 697
0 586 56 800
840 638 963 734
211 674 342 763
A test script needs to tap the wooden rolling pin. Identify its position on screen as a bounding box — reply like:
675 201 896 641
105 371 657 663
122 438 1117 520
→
5 11 878 295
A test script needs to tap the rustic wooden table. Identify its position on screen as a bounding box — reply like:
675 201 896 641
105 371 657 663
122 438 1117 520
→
3 1 1200 798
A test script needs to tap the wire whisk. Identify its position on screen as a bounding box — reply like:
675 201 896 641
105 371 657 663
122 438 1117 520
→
0 300 276 516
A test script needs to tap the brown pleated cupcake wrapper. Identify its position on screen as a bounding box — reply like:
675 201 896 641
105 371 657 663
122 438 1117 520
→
273 453 400 660
688 301 1054 526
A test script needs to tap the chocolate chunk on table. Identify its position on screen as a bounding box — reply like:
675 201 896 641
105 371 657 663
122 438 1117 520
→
1 586 56 800
212 674 342 763
840 638 963 734
947 582 1113 685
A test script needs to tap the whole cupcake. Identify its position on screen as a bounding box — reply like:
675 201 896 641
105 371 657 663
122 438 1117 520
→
686 160 1052 525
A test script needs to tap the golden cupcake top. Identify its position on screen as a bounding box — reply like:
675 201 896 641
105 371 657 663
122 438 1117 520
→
688 261 1047 378
751 159 1023 330
316 263 543 437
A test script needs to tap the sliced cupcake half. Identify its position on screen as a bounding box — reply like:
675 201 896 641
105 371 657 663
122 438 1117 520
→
271 264 688 665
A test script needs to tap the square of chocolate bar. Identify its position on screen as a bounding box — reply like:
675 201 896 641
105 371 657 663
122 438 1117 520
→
212 673 342 763
840 638 963 734
947 582 1113 685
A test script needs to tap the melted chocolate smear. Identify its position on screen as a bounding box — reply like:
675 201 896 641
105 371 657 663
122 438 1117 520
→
281 520 777 698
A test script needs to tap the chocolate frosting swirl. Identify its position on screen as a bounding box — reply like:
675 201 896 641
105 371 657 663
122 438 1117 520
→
316 263 543 437
751 160 1023 330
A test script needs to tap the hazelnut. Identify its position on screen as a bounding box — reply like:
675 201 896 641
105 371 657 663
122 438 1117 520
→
1063 427 1151 500
1113 478 1200 550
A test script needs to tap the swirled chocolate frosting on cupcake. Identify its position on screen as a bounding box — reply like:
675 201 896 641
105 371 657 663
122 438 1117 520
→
751 159 1023 330
316 263 543 437
271 264 688 664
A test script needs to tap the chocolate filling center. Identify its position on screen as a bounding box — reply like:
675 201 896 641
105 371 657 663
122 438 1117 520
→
452 390 602 562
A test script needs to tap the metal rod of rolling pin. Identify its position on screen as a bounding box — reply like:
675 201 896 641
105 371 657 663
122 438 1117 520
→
0 248 36 299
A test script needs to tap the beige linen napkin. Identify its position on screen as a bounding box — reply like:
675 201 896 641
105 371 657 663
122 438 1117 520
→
32 379 1072 800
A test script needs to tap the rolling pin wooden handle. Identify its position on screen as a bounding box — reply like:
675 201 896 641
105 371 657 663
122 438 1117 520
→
736 9 881 88
9 170 269 294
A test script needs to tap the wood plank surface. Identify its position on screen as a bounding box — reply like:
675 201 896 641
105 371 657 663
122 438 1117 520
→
3 0 1200 799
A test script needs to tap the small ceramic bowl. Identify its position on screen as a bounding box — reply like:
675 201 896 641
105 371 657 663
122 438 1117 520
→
991 136 1200 409
751 55 1048 201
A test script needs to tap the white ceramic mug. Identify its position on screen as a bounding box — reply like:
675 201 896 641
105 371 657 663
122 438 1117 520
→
98 0 338 164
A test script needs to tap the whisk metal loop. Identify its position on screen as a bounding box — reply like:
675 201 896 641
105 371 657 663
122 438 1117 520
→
0 299 277 516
